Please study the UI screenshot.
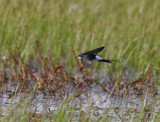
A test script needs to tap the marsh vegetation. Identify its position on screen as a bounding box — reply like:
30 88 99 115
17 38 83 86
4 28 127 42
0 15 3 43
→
0 0 160 121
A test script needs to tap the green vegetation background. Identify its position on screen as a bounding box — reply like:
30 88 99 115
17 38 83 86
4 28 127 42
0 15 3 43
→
0 1 160 121
0 0 159 77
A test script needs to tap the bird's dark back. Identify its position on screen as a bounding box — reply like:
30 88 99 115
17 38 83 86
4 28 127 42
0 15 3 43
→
85 53 96 60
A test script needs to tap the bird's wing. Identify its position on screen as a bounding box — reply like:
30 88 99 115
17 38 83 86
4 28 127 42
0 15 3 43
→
81 58 92 67
84 46 104 54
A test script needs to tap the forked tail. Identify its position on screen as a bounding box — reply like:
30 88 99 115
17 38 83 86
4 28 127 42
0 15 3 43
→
99 59 112 63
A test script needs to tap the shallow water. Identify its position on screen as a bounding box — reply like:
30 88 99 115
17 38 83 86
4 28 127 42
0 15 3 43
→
1 81 160 121
0 65 160 121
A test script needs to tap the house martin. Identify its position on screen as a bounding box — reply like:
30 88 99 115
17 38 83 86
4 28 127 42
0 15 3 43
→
78 46 112 67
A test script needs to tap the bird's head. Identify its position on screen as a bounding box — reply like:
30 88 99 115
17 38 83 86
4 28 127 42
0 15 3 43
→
78 54 84 58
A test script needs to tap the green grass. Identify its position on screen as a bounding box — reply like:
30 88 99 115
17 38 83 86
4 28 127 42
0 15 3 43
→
0 0 160 121
1 91 160 122
0 0 159 75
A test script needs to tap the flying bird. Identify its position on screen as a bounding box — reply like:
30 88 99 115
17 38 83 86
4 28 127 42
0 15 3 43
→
78 46 112 67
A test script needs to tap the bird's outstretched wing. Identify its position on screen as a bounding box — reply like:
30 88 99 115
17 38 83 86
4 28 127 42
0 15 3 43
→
81 58 92 67
84 46 104 54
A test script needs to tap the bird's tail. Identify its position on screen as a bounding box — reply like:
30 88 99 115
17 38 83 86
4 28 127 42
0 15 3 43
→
99 59 113 63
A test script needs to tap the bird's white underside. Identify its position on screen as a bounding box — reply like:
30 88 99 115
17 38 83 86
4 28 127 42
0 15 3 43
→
79 55 102 61
93 55 102 62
